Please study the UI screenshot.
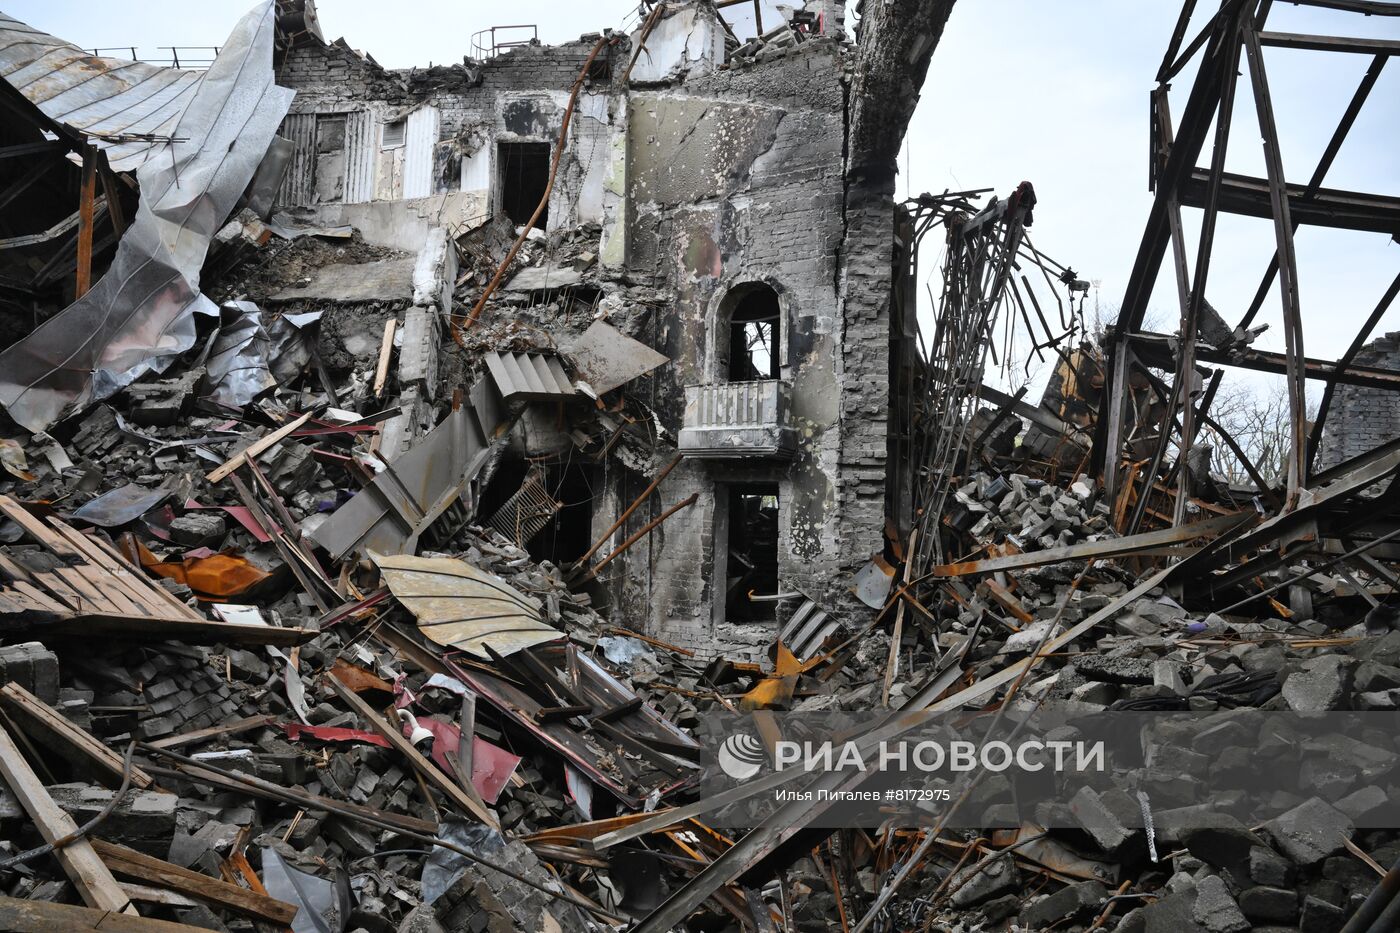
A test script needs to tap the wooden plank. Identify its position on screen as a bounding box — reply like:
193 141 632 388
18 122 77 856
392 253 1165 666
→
0 683 153 789
27 570 82 611
49 523 181 619
91 839 298 925
0 495 80 557
146 714 272 750
205 412 313 484
120 881 200 908
54 566 123 615
10 579 71 613
373 318 397 397
0 723 136 914
325 673 500 829
78 530 205 621
0 896 206 932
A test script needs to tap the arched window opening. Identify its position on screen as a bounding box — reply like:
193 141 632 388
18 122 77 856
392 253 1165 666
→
725 285 781 382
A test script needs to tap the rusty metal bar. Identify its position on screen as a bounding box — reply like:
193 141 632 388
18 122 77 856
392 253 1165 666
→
457 34 615 336
575 454 681 567
1126 11 1243 537
622 3 666 83
1234 53 1385 334
1242 22 1307 506
1156 0 1202 81
930 511 1249 578
585 493 699 579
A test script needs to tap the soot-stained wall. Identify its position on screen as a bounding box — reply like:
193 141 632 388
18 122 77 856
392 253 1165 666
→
611 37 886 657
275 8 902 660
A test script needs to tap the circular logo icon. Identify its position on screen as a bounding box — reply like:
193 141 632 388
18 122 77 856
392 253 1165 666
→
717 732 766 781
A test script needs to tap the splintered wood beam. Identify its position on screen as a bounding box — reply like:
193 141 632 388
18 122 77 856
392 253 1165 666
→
0 896 203 932
205 412 313 483
0 683 153 789
0 723 136 915
91 839 298 926
325 673 500 829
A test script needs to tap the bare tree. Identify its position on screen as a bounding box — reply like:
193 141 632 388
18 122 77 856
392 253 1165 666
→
1203 381 1318 486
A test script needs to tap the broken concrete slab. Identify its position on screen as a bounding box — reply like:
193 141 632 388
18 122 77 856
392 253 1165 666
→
271 256 415 302
1264 798 1354 867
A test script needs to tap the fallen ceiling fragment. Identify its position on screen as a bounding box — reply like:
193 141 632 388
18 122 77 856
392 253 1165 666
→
563 320 670 395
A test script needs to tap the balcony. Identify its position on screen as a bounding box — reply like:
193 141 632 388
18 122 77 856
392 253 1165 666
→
678 380 797 459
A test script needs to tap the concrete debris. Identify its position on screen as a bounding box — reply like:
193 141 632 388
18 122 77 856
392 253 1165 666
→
0 0 1390 931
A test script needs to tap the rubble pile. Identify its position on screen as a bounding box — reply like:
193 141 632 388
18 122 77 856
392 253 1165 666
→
0 0 1394 931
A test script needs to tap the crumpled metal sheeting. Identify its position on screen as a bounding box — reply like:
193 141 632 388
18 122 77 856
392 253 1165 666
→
308 382 507 560
204 301 318 409
205 302 278 409
372 551 561 658
0 13 201 171
0 2 294 432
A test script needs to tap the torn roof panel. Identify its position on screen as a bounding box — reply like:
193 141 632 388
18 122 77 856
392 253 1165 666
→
0 2 294 431
0 13 203 171
563 320 670 396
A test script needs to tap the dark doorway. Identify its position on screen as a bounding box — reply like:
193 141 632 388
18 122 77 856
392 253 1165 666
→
533 459 594 565
479 456 595 566
498 141 550 228
724 483 780 622
726 286 781 381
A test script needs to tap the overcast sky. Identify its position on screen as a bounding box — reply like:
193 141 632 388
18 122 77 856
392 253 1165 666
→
9 0 1397 393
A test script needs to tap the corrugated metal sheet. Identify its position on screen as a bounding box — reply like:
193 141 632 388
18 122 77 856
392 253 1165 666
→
484 351 576 401
343 109 376 203
276 112 316 207
0 13 203 171
402 104 437 199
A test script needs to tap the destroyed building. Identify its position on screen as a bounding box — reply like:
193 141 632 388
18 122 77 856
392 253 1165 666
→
0 0 1397 932
269 0 911 657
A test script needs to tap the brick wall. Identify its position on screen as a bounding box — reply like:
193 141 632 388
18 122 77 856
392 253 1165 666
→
1315 331 1400 471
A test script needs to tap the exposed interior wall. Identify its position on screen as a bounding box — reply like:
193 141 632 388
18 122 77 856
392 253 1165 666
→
275 39 625 237
274 22 900 660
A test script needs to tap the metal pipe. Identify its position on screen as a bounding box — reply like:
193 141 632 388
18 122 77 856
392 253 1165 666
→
1340 852 1400 933
0 740 137 871
585 493 699 578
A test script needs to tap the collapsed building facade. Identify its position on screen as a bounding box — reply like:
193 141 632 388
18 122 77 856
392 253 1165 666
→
0 1 1397 932
269 0 913 656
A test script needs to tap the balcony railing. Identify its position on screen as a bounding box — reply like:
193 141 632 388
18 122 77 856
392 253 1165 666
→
678 380 797 459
